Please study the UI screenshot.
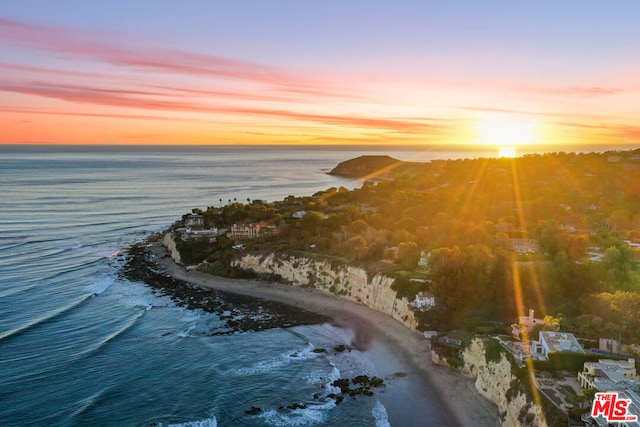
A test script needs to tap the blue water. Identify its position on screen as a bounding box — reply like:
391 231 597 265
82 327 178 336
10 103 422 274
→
0 145 483 426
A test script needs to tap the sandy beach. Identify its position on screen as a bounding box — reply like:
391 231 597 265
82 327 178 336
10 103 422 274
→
152 243 499 426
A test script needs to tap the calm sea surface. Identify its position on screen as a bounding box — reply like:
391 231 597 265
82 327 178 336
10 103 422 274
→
0 145 489 427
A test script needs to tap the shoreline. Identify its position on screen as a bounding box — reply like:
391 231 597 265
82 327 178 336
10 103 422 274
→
150 242 499 426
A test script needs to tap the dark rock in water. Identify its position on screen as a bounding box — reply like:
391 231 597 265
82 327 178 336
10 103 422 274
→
121 244 330 335
335 395 344 405
331 378 351 394
245 406 262 415
352 375 370 385
287 402 307 410
330 376 385 401
333 344 353 353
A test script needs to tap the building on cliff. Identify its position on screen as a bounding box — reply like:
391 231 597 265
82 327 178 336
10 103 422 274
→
578 358 640 427
412 291 435 311
511 309 556 339
530 331 584 360
228 222 279 239
578 358 639 390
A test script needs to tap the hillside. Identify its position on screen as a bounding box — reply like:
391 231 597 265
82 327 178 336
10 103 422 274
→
328 155 426 179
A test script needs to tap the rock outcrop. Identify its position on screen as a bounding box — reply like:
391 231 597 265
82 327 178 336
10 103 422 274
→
231 253 418 330
437 337 549 427
162 233 183 265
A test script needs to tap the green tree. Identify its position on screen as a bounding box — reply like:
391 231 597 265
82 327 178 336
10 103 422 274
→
397 241 420 270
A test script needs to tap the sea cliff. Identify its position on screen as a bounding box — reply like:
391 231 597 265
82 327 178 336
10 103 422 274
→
162 233 547 426
433 337 549 427
230 252 418 330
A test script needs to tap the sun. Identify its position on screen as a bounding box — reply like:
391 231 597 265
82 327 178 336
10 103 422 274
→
476 115 539 146
498 146 517 158
474 115 541 158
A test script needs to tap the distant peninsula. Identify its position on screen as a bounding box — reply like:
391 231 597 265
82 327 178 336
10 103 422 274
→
328 155 426 180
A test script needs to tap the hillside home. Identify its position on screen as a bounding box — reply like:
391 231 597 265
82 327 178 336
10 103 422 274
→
186 214 205 229
530 331 584 360
228 222 279 239
511 309 554 338
412 291 435 311
578 358 639 390
509 238 540 254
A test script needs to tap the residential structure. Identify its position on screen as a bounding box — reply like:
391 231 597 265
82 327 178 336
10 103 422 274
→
509 238 540 254
578 358 639 390
511 309 552 338
186 214 205 229
228 222 279 239
578 359 640 427
530 331 584 360
412 291 435 311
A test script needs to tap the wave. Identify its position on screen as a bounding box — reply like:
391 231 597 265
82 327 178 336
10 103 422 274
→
257 400 336 427
0 293 94 342
73 311 145 360
372 399 391 427
83 276 116 295
229 343 321 376
0 283 38 299
162 417 217 427
64 387 110 423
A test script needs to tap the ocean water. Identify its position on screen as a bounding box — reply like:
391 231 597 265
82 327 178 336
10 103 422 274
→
0 145 483 427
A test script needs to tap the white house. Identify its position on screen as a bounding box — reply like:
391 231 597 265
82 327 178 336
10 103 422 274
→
412 291 436 311
578 358 639 390
530 331 584 360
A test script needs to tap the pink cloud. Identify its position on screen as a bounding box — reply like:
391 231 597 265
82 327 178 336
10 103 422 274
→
0 18 351 99
558 86 623 97
0 81 440 133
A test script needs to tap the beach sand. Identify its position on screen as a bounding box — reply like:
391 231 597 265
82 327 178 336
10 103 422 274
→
152 243 500 426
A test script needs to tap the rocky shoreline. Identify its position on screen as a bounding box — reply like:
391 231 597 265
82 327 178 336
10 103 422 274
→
121 243 330 334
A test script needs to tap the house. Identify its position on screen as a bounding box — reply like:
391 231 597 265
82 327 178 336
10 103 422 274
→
412 291 435 311
578 359 640 427
509 238 540 254
530 331 584 360
228 222 280 239
511 309 554 338
578 358 639 390
417 252 430 269
186 214 205 229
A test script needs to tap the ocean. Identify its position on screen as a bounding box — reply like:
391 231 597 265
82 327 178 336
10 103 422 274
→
0 145 488 427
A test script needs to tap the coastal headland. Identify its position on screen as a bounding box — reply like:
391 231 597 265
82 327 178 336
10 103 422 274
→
142 238 500 426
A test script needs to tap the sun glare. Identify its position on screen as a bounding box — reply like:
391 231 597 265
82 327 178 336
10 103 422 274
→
476 116 540 147
498 146 517 158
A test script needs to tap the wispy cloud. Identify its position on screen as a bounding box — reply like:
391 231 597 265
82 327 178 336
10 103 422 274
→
0 81 439 133
556 86 623 97
0 18 353 99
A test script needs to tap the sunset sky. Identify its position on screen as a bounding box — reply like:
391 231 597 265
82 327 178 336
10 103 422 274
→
1 1 639 149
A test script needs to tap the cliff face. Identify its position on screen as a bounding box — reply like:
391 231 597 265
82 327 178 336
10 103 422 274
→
162 233 183 265
181 247 545 427
232 253 418 330
438 338 548 427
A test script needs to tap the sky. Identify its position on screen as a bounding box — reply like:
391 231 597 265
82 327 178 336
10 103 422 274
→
1 1 639 150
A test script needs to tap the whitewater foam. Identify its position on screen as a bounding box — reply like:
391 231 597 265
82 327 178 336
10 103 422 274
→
83 275 116 295
258 402 334 427
372 399 391 427
165 416 217 427
229 342 321 376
